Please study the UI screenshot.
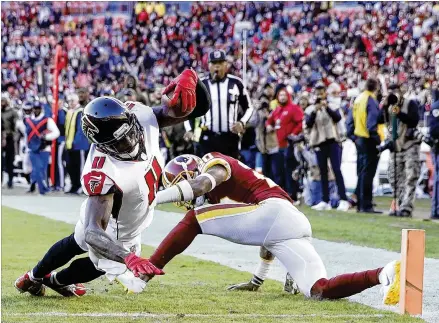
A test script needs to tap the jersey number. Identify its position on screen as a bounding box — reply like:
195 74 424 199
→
202 153 214 163
238 160 277 188
125 102 135 110
92 157 106 169
144 157 162 204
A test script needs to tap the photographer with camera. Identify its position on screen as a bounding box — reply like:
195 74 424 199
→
381 84 420 218
303 82 349 211
24 101 60 195
428 87 439 220
252 83 282 185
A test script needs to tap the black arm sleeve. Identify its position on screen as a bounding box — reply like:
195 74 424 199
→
153 79 211 128
305 111 317 128
188 79 211 119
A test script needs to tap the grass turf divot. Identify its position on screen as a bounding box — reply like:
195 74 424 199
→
1 206 422 323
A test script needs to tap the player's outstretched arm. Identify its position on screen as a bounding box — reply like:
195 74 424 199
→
83 194 131 263
156 165 227 205
152 70 211 128
83 194 164 277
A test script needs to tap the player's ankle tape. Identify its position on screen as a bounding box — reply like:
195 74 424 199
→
251 275 264 286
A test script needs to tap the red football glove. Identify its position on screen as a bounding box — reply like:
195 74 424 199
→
124 253 164 277
163 69 198 113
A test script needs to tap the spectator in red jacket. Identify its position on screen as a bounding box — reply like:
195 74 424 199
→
266 87 303 200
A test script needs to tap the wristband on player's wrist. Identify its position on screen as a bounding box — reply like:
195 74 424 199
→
198 173 217 191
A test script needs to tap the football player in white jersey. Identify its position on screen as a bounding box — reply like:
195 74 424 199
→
15 69 211 297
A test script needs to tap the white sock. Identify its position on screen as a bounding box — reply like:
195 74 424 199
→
251 258 273 285
378 268 389 285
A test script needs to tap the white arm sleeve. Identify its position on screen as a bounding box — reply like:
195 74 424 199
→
44 118 60 141
156 180 194 204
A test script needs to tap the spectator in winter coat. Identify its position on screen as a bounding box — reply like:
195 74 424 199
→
266 88 303 200
250 84 282 184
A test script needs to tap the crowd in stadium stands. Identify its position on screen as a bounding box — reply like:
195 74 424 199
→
1 2 439 217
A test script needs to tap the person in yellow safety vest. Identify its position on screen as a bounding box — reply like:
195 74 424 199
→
65 93 90 194
346 78 382 214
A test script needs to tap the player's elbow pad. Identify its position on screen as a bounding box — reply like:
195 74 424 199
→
189 80 211 119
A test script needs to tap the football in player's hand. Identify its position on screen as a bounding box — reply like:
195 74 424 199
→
161 89 189 118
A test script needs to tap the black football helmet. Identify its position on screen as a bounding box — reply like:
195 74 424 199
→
81 97 145 161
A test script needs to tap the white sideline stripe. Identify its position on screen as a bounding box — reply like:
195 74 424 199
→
5 312 392 319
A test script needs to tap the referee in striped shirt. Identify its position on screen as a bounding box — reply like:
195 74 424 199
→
185 50 254 159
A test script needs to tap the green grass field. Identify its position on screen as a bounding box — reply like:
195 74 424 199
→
1 206 423 323
157 199 439 259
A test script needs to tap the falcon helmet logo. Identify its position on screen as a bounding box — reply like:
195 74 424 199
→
82 116 100 143
89 174 102 193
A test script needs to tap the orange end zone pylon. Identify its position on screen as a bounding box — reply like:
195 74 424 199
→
399 229 425 315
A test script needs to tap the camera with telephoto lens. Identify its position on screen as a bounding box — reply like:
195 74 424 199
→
387 93 400 106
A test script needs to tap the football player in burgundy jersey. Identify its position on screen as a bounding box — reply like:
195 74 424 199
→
150 153 400 304
15 70 211 297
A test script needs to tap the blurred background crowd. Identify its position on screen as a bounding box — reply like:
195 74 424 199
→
2 1 439 219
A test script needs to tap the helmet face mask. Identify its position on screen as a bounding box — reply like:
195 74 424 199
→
100 119 144 160
82 97 146 161
162 154 203 209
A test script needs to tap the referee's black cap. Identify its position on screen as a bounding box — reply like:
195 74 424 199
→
209 50 226 63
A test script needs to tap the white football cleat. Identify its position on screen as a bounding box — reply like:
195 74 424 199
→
114 271 147 294
379 260 401 305
311 201 332 211
337 200 350 212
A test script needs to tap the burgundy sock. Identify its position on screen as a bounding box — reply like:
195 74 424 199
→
311 268 383 299
150 210 201 269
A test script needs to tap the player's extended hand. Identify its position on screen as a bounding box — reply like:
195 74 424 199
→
227 281 260 291
124 253 164 277
163 69 198 113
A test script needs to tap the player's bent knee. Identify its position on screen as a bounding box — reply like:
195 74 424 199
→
310 278 330 299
